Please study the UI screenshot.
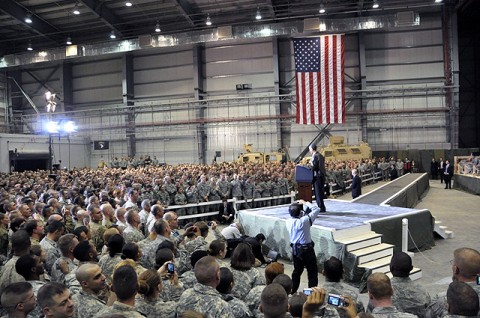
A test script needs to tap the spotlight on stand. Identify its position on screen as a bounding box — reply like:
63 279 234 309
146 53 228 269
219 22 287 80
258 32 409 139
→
62 121 77 133
45 121 60 134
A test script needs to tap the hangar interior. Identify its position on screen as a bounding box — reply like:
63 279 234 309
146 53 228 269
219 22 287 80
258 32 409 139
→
0 0 479 171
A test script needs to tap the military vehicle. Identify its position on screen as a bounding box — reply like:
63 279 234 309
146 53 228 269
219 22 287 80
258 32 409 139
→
321 136 372 161
301 136 372 164
236 144 289 164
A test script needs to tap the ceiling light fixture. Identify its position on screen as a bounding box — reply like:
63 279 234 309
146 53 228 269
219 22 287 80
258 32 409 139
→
125 1 132 7
434 0 442 2
372 1 379 9
66 35 72 45
155 22 161 33
319 4 326 14
25 13 33 24
110 31 116 39
27 41 33 51
72 3 80 15
206 14 212 26
256 7 262 20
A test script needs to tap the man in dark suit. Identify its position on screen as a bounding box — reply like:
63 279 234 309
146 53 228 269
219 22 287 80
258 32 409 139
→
444 159 454 189
218 199 235 224
309 144 326 212
351 169 362 199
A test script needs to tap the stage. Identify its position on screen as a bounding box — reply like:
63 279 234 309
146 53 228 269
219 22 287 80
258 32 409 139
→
237 173 434 284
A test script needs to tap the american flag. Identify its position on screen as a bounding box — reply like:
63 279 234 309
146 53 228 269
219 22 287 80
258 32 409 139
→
294 35 345 124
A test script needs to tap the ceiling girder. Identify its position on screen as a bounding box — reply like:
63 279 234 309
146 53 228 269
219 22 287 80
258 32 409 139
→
172 0 201 27
0 0 61 43
79 0 124 36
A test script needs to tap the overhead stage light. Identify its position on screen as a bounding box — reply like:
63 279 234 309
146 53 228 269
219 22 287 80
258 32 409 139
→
319 4 326 14
125 1 132 7
27 41 33 51
155 22 161 33
206 14 212 26
66 36 72 45
72 3 80 15
256 8 262 20
372 1 380 9
25 13 33 24
110 31 116 39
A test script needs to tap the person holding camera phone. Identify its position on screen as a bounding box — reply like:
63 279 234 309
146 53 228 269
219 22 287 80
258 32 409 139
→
286 199 321 294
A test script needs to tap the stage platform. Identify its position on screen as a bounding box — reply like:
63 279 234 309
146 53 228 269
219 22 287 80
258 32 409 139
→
238 173 434 284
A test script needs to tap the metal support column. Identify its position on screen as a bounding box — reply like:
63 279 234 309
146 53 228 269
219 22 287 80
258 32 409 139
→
193 44 206 163
61 62 73 112
122 53 136 158
272 38 282 150
358 32 368 142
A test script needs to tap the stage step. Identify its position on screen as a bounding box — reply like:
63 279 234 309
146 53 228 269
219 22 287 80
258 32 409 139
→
434 219 454 239
350 243 394 264
335 232 383 252
357 255 392 273
387 267 422 281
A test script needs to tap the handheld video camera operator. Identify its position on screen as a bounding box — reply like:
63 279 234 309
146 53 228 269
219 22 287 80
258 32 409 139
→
285 199 320 293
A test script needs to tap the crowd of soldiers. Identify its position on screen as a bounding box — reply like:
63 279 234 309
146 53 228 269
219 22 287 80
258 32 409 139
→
0 157 478 317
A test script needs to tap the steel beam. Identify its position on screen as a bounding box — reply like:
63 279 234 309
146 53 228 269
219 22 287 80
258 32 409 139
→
0 0 61 43
79 0 124 36
173 0 201 27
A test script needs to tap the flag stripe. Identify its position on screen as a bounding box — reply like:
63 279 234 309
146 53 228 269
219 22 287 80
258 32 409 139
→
293 35 345 125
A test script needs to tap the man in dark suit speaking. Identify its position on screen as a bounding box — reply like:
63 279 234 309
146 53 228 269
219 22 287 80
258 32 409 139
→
351 168 362 199
309 144 326 212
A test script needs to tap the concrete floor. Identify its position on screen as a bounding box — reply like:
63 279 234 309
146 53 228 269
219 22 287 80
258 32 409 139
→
211 176 480 303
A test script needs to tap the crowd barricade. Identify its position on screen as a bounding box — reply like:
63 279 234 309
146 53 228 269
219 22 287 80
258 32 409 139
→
329 171 382 195
165 192 297 222
165 172 383 222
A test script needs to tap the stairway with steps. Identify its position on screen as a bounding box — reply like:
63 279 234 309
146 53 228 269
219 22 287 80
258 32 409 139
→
334 229 423 284
434 219 454 239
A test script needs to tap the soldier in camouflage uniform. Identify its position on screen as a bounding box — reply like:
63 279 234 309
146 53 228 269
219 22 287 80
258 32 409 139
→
50 234 79 285
156 185 171 207
253 178 263 208
40 220 64 275
164 176 177 205
262 176 273 207
218 174 232 201
231 174 244 210
89 205 107 253
176 256 235 318
242 177 255 209
72 263 108 318
368 273 417 318
0 213 9 263
444 281 479 318
197 175 211 213
321 256 365 318
37 282 75 318
179 250 209 290
385 252 430 318
184 222 210 254
93 265 145 318
136 269 176 318
208 177 221 212
174 186 188 216
426 247 480 318
271 174 282 206
229 243 266 300
123 210 145 243
217 267 252 318
185 182 199 216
